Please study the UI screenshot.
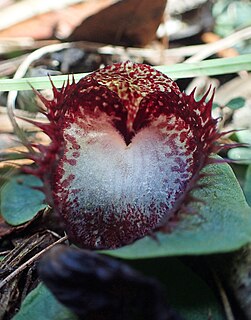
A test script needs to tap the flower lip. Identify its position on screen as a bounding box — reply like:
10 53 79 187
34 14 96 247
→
24 61 221 249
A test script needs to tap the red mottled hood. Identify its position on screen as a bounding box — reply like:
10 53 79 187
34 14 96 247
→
24 61 220 249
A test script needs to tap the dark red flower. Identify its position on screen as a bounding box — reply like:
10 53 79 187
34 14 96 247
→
25 61 220 249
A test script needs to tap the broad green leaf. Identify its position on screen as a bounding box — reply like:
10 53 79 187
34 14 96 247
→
244 164 251 206
13 261 224 320
130 258 225 320
104 160 251 258
228 147 251 164
236 129 251 145
0 54 251 91
226 97 246 110
12 283 77 320
0 174 46 226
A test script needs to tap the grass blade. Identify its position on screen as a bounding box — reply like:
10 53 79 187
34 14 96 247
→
0 54 251 92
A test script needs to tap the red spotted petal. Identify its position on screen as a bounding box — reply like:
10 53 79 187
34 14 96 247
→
24 61 220 249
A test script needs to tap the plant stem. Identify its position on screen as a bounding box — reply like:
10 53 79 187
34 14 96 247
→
0 54 251 92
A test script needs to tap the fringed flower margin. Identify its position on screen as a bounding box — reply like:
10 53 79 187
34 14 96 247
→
19 61 235 249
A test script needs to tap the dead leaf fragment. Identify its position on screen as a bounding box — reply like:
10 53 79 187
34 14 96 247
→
0 215 14 237
0 214 41 238
68 0 167 46
0 0 115 40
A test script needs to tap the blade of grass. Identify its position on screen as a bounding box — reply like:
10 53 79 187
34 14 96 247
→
0 151 28 162
0 54 251 92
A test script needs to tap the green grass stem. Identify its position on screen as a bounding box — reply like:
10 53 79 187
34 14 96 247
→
0 54 250 92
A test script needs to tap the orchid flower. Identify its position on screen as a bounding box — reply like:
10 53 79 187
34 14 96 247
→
24 61 221 249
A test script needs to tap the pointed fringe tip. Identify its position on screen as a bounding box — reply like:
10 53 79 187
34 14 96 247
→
199 85 214 104
219 142 249 150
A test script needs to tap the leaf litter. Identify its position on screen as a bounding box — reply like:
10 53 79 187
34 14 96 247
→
0 0 251 319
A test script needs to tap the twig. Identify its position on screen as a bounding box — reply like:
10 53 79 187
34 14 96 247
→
212 270 235 320
0 54 28 76
185 26 251 63
0 251 11 256
0 235 68 290
0 39 59 55
75 40 207 59
6 42 71 153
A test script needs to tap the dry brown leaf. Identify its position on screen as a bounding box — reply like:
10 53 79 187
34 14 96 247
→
0 0 114 39
68 0 167 46
0 214 38 238
0 215 14 237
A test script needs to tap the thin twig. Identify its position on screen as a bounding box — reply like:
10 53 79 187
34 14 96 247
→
186 26 251 63
0 54 28 76
0 235 68 290
75 40 209 59
6 42 71 153
212 270 235 320
0 38 59 55
0 251 11 256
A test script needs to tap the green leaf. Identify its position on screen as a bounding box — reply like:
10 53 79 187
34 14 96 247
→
103 160 251 258
213 1 251 39
244 164 251 207
0 54 251 91
226 97 246 110
0 174 46 226
212 102 220 109
236 129 251 145
130 258 225 320
12 283 77 320
13 261 224 320
228 147 251 164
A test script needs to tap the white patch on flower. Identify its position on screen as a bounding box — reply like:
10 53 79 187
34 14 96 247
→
56 115 193 222
157 85 165 92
